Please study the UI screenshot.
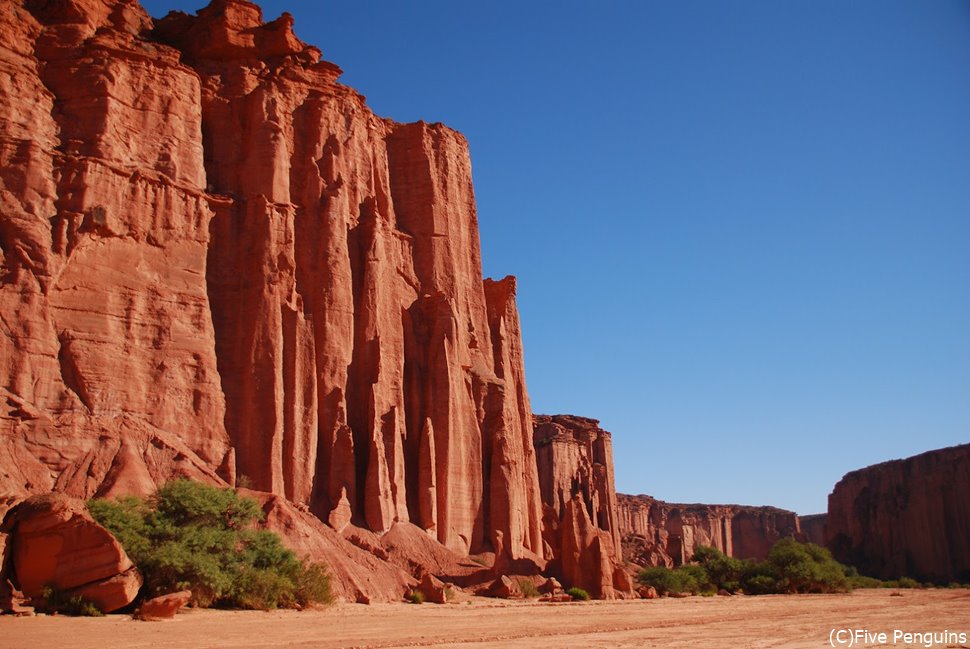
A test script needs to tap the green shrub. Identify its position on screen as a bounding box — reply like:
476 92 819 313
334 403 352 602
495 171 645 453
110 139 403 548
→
408 591 425 604
897 577 919 589
566 587 590 601
761 538 849 594
89 479 332 610
38 585 104 617
517 578 540 598
848 575 884 589
692 546 743 591
637 565 710 596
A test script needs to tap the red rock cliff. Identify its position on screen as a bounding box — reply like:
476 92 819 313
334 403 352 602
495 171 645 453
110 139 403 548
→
825 444 970 583
533 415 631 599
617 493 801 567
0 0 543 562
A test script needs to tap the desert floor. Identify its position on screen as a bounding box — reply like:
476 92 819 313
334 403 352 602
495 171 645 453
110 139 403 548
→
2 589 969 649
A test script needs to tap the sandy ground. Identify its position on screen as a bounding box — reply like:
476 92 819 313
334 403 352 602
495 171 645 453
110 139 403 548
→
2 589 969 649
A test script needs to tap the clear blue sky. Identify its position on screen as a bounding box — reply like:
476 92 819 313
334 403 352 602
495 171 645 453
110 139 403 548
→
142 0 970 515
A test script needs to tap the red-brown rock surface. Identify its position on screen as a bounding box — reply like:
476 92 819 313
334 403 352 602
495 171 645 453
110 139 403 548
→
2 494 141 613
617 493 801 567
825 444 970 583
0 0 543 573
135 589 191 621
798 513 826 546
533 416 631 599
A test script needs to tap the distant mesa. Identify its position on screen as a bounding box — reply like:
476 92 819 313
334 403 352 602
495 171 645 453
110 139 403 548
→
825 443 970 584
617 494 804 568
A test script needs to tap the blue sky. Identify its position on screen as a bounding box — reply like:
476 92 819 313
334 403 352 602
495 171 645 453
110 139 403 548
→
142 0 970 514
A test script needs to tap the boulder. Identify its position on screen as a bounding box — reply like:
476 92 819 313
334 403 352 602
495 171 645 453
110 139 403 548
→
0 579 34 616
486 575 523 599
8 494 141 613
417 573 448 604
637 586 658 599
135 590 192 621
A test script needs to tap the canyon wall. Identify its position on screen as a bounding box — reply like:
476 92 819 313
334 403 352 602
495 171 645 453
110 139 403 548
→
617 494 801 567
798 513 826 546
533 415 629 598
0 0 543 563
826 444 970 583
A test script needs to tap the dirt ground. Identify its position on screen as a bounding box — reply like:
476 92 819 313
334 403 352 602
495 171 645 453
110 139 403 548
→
2 589 969 649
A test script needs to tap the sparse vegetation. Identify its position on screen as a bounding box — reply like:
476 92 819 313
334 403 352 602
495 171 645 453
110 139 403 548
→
517 578 540 598
408 591 425 604
566 587 590 601
89 479 332 610
38 585 104 617
638 539 852 597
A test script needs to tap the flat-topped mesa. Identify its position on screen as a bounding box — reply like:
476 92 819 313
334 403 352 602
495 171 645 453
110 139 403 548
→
826 443 970 583
0 0 544 567
617 494 802 567
533 414 629 599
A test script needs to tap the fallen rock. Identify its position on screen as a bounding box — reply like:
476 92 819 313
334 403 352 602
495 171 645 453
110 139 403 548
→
539 577 564 595
0 579 34 616
487 575 523 599
539 593 573 602
135 590 191 621
417 573 448 604
8 494 142 613
637 586 658 599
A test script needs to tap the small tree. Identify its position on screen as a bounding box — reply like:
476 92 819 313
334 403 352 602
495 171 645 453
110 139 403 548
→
89 479 332 610
692 545 743 592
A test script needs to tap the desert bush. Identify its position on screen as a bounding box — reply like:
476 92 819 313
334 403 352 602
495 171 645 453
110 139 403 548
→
637 566 680 596
741 538 852 595
692 546 743 592
38 585 104 617
517 578 540 598
407 591 425 604
847 574 885 589
637 565 708 596
566 587 590 601
897 577 919 589
89 479 332 610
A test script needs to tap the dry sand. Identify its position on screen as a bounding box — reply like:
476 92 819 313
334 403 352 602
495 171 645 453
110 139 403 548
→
2 589 969 649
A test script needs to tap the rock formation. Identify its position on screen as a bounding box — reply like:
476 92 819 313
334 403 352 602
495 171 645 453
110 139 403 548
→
1 494 142 613
798 513 826 546
826 443 970 583
617 493 801 567
533 415 631 599
0 0 544 570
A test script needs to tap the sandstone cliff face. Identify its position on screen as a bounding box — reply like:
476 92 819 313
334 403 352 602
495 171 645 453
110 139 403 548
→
533 415 621 558
798 513 826 547
533 415 631 598
0 0 543 563
826 444 970 583
617 493 801 567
